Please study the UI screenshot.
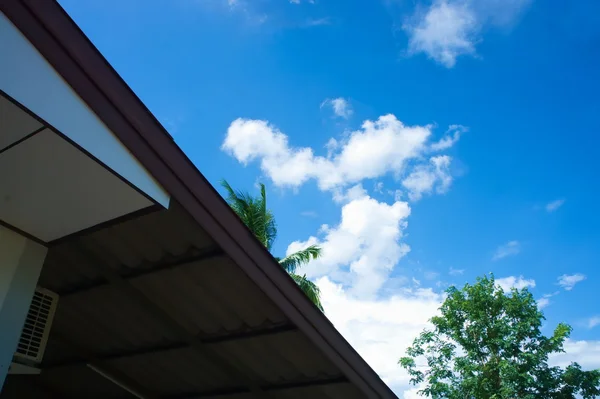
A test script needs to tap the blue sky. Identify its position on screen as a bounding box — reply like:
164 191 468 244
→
60 0 600 396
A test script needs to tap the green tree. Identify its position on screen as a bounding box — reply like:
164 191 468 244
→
220 180 324 311
399 274 600 399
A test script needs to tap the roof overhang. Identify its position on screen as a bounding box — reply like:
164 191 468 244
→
0 1 398 398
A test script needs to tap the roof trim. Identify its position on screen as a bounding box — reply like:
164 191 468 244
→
1 1 397 397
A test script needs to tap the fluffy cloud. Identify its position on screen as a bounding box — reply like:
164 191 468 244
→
537 297 551 309
550 339 600 370
284 186 438 393
322 97 353 119
402 155 453 201
222 115 461 196
492 240 521 260
404 0 531 67
287 188 411 297
332 183 368 203
318 277 443 393
546 198 565 212
430 124 467 151
404 1 477 68
495 275 535 291
558 273 586 291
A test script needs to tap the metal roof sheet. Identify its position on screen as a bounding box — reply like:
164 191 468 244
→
10 203 352 398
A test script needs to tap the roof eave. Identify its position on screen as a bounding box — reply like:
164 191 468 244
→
0 1 397 397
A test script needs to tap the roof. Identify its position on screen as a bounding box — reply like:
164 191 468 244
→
0 1 398 398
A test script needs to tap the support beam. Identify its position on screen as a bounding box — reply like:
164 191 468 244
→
57 246 225 297
0 225 47 389
66 241 271 399
47 204 163 246
43 322 298 369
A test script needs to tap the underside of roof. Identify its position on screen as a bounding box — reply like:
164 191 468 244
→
2 202 366 399
0 1 398 398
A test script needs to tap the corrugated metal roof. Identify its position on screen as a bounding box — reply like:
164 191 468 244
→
4 202 359 398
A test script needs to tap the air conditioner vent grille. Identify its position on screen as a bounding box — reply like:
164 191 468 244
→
14 288 58 363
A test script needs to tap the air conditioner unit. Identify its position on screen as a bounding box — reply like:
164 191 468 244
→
9 287 59 374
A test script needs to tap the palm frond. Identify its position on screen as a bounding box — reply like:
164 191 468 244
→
220 179 251 219
258 183 277 251
221 179 323 311
290 273 324 311
220 180 277 249
279 245 322 274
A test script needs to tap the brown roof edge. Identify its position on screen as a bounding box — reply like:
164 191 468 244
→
2 1 398 397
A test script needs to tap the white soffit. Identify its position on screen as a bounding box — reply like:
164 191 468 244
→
0 12 170 208
0 129 154 242
0 94 43 150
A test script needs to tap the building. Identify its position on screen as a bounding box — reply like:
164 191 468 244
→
0 1 397 398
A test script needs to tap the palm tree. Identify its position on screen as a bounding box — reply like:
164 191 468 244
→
220 180 324 311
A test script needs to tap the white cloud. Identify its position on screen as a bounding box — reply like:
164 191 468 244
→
287 190 411 297
403 387 424 399
537 291 560 310
321 97 353 119
388 189 404 202
558 273 586 291
537 297 551 309
404 0 477 68
318 277 443 393
401 155 453 201
550 339 600 371
222 115 461 194
587 316 600 329
284 185 438 394
430 124 467 151
496 275 535 291
403 0 531 67
546 199 565 212
492 240 520 260
449 267 465 275
332 183 368 204
394 189 403 202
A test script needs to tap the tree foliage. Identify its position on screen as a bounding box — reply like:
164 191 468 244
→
221 180 324 311
399 274 600 398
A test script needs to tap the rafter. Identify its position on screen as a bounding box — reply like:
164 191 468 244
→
44 322 297 369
